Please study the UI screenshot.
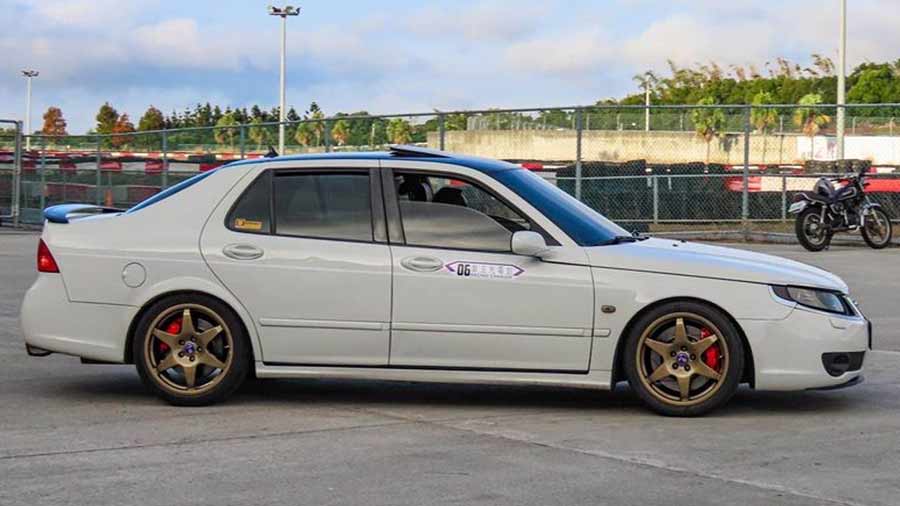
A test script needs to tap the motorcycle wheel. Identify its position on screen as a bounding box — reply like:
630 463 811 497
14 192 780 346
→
862 208 893 249
796 208 832 252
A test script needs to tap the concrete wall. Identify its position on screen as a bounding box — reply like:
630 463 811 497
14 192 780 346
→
427 130 801 165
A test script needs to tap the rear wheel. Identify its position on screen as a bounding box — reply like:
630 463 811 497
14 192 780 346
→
861 207 893 249
796 207 832 252
133 294 250 406
624 302 744 416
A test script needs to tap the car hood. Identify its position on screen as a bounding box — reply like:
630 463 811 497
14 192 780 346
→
584 238 848 292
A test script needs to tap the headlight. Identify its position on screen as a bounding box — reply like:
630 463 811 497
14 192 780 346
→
772 285 853 315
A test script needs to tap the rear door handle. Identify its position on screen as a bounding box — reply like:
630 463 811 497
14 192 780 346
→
401 256 444 272
223 243 264 261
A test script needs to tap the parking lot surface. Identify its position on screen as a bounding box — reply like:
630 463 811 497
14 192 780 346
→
1 231 898 506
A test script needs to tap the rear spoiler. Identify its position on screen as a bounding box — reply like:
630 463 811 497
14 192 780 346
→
43 204 125 224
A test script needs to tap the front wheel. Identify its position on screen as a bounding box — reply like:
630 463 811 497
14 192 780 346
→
795 207 832 252
861 207 893 249
624 302 745 416
133 294 250 406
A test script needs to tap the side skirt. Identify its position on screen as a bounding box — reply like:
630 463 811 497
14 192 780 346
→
255 363 613 390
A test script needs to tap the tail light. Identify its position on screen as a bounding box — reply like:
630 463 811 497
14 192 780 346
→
37 239 59 273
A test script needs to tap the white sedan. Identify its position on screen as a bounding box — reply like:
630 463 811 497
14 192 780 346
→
20 146 869 416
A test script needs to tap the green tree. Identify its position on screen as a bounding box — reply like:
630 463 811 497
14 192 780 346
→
751 92 779 163
96 102 119 135
691 97 726 165
248 117 272 151
793 93 831 137
214 112 238 150
110 114 135 148
294 121 315 147
331 119 350 146
386 118 413 144
138 106 165 132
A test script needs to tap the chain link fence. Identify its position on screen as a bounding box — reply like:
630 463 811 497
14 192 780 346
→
2 104 900 237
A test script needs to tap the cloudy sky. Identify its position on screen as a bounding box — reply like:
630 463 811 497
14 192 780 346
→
1 0 897 132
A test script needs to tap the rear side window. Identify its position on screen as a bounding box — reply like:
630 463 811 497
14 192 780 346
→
273 172 373 242
227 172 272 234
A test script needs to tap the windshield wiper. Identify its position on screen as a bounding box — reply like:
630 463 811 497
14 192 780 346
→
595 231 650 246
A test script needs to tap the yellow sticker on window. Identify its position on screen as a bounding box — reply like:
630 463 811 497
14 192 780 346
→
234 218 263 231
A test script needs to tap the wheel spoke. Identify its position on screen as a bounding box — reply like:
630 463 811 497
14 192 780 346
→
181 308 196 336
693 361 722 381
691 335 718 355
182 363 198 388
156 353 178 373
672 318 689 346
647 364 671 383
199 352 226 370
643 338 671 357
151 328 180 348
676 374 692 400
196 325 223 347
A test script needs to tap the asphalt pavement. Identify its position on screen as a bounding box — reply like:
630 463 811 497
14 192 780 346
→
1 231 898 506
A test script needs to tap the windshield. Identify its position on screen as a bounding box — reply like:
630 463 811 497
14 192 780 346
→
493 169 630 246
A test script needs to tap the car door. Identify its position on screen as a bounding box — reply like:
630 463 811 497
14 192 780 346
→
200 161 392 365
384 165 595 372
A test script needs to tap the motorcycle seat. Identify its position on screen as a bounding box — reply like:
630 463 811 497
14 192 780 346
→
797 191 831 204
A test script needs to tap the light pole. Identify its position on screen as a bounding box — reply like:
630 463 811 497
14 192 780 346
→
22 70 39 151
836 0 847 160
268 5 300 154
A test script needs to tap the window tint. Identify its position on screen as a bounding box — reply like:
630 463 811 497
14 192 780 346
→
395 173 532 252
274 173 373 242
227 172 271 234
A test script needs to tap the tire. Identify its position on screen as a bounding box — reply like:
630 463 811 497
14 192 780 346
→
795 207 832 252
133 294 250 406
624 301 745 417
861 207 893 249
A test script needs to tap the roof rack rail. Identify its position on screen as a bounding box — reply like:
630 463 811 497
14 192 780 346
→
388 144 451 158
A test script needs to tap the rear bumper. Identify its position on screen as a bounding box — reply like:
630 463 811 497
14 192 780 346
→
741 307 868 391
20 274 134 363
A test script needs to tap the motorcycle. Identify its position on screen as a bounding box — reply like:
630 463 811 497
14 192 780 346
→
788 167 893 251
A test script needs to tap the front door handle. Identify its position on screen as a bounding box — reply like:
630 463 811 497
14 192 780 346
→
401 256 444 272
223 243 264 261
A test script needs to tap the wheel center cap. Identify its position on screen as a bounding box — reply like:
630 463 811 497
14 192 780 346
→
675 351 690 367
182 342 196 355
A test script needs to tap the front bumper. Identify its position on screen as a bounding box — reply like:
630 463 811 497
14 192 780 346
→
740 306 868 391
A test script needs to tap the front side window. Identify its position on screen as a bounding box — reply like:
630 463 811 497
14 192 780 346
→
274 172 373 242
394 172 533 252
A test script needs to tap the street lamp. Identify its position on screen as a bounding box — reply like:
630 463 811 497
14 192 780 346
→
22 70 39 151
268 5 300 154
836 0 847 160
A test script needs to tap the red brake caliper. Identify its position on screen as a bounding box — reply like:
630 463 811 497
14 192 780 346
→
159 318 182 353
700 327 720 370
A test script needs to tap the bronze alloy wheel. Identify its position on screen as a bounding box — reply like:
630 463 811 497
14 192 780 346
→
142 303 234 396
635 312 729 407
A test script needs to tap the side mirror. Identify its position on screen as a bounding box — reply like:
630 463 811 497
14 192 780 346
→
511 231 551 258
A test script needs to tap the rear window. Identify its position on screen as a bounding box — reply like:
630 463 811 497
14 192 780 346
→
226 172 272 234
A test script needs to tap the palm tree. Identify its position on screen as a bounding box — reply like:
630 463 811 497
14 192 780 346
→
387 119 412 144
331 119 350 146
793 93 831 160
691 97 725 166
294 122 314 148
633 71 659 130
213 112 238 150
751 92 779 164
248 118 271 151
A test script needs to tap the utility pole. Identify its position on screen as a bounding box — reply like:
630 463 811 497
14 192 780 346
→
645 85 651 132
22 70 39 151
268 5 300 154
836 0 847 160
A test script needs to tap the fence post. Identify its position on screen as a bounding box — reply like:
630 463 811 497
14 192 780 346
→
324 121 332 153
239 125 246 160
161 130 169 190
781 175 787 221
742 106 751 238
652 175 659 224
438 113 446 151
39 137 46 212
95 142 102 205
12 122 22 227
575 108 583 201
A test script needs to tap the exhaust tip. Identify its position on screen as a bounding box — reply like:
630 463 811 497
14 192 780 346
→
26 344 53 357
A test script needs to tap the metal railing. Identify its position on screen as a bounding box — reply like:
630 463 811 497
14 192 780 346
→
3 103 900 233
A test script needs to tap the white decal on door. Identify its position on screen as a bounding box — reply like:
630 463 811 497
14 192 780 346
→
446 261 524 279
